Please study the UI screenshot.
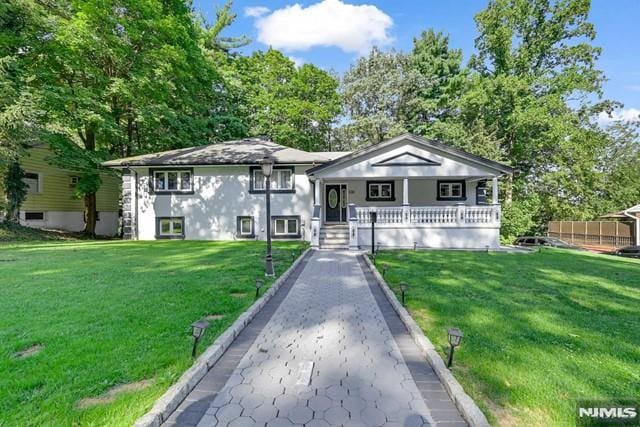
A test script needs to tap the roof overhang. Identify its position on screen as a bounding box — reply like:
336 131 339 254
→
306 133 515 177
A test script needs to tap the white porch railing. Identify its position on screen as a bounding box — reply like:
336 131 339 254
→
355 204 500 226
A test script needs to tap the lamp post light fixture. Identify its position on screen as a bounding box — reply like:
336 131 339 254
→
191 320 210 357
446 327 463 368
399 281 407 306
255 279 264 298
261 155 275 277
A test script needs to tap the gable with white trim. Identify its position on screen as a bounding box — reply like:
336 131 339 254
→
310 137 503 179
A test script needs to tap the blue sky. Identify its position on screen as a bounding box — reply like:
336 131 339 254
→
194 0 640 122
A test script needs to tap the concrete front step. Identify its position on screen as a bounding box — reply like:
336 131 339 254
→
319 243 349 249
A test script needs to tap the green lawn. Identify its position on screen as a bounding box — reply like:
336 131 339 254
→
0 239 305 426
374 249 640 426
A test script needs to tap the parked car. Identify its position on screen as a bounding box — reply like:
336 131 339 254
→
513 236 577 248
616 245 640 257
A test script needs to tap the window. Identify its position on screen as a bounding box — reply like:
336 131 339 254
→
151 169 193 193
25 211 44 221
23 172 40 194
236 216 255 238
366 181 395 201
250 166 295 193
156 217 185 239
437 180 466 201
69 176 80 187
272 216 300 238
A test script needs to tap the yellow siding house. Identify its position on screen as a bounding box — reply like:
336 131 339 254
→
1 145 120 235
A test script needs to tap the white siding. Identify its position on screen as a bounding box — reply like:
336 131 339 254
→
133 165 314 241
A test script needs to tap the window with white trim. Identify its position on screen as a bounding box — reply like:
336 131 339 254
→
251 167 294 192
23 172 41 194
272 216 300 237
438 181 465 200
237 216 254 238
366 181 394 201
152 170 193 192
156 217 184 238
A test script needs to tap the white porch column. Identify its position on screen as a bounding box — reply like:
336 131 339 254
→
402 177 410 223
311 178 322 249
492 177 499 204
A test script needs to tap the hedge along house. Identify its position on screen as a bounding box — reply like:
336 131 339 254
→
0 145 120 235
103 134 513 249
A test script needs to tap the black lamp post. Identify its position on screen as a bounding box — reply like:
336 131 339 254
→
255 279 264 298
191 320 209 357
261 155 275 277
399 281 407 306
447 327 463 368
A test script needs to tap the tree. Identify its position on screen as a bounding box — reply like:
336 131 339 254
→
340 47 409 147
401 30 466 139
6 0 233 235
458 0 621 236
2 161 28 223
232 49 340 151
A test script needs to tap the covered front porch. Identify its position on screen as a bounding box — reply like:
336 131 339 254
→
305 134 513 251
309 176 502 250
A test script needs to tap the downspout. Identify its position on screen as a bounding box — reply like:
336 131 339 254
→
623 209 640 246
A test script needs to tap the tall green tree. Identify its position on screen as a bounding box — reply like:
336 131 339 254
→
340 47 408 147
6 0 233 235
401 30 466 140
2 161 28 223
232 49 340 151
459 0 621 237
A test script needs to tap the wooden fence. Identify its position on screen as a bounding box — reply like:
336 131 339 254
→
547 221 635 248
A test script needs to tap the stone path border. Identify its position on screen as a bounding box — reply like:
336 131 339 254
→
361 255 490 427
134 249 312 427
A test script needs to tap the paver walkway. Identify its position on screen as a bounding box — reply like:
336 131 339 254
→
167 251 466 427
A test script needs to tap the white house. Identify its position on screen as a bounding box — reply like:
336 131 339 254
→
103 134 513 249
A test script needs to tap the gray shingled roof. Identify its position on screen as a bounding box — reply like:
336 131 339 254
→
102 138 350 167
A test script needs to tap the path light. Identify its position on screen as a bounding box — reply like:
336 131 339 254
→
371 252 376 265
399 281 407 306
413 241 417 251
376 243 381 254
255 279 264 298
191 320 209 358
382 263 388 277
485 245 490 253
447 327 463 368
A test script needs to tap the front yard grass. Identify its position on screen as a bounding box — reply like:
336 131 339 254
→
0 239 305 426
374 249 640 426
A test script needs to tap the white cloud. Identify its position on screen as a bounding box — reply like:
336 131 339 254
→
244 6 270 18
252 0 393 55
288 56 305 68
597 108 640 126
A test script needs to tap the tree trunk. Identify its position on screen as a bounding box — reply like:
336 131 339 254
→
505 173 513 205
84 127 97 236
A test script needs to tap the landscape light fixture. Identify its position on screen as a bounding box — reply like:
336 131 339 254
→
261 155 275 277
447 327 463 368
376 243 381 253
413 241 417 251
255 279 264 298
399 281 407 306
382 263 388 277
191 320 209 357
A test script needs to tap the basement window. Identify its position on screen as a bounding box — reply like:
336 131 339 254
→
272 216 300 238
236 216 255 238
156 217 185 239
24 212 45 221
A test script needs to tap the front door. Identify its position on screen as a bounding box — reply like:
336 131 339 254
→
325 184 347 223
